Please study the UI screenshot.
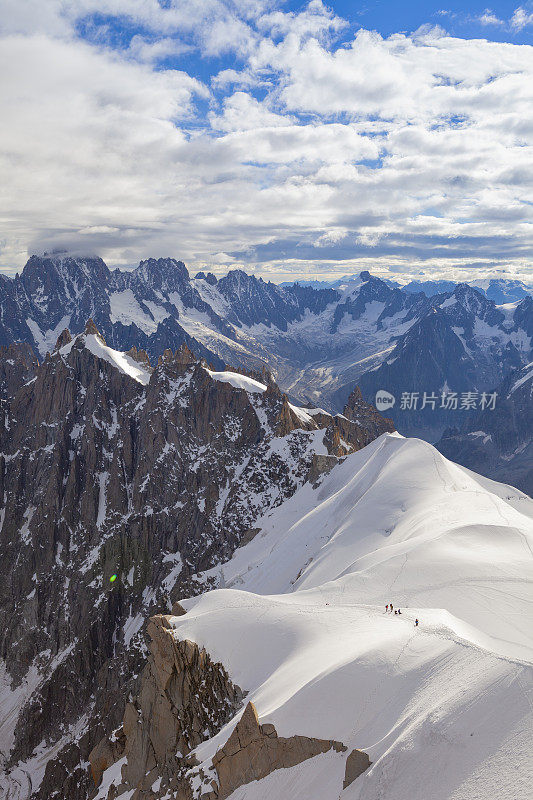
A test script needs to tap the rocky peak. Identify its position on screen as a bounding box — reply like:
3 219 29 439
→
344 388 392 434
448 283 495 318
194 271 218 286
217 270 301 331
330 272 414 332
21 252 110 286
127 345 152 369
134 257 190 291
84 317 101 337
20 253 111 311
174 343 197 367
54 327 72 350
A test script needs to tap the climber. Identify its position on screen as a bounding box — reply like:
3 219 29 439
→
398 609 402 615
394 609 398 615
390 603 394 613
415 618 419 627
386 604 389 612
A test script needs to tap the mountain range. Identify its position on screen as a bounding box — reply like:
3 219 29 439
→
0 258 531 799
0 253 531 488
281 274 533 303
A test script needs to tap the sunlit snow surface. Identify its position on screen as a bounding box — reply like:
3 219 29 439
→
166 434 533 800
60 333 151 385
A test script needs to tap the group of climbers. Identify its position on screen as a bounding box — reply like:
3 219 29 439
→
385 603 419 626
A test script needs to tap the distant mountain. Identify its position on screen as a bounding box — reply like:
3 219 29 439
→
401 278 458 295
282 275 533 302
473 278 533 304
395 276 533 302
355 284 531 439
0 323 393 799
280 272 399 291
0 255 531 469
436 360 533 496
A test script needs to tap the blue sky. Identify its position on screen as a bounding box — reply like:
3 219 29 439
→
1 1 532 282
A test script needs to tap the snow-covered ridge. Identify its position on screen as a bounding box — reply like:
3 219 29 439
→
150 433 533 800
204 367 316 425
59 332 151 385
205 369 267 395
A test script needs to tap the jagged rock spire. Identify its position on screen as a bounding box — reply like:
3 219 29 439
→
84 318 105 341
54 328 72 351
126 346 151 370
174 343 196 366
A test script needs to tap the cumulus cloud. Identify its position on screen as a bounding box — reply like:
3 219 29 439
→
510 6 533 30
477 9 504 26
127 35 193 63
0 0 532 282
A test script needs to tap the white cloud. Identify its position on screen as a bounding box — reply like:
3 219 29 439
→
258 0 346 40
209 91 294 131
478 9 504 26
127 35 193 63
0 2 532 282
510 6 533 30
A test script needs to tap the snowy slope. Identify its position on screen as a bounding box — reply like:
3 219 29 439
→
157 434 533 800
60 332 152 385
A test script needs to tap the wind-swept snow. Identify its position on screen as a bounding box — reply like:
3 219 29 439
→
60 334 151 385
510 362 533 395
205 369 267 394
205 368 316 425
161 434 533 800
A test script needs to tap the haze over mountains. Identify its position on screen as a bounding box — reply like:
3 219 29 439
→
0 253 531 492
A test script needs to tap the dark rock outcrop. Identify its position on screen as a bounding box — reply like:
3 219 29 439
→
93 615 243 798
207 702 347 800
343 748 372 789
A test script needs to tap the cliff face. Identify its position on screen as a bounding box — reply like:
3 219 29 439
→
92 616 370 800
0 325 392 799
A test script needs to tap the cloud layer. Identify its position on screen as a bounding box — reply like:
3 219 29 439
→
0 0 532 282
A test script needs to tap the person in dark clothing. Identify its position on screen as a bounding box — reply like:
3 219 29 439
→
394 609 398 615
398 609 401 615
415 619 419 626
390 603 394 613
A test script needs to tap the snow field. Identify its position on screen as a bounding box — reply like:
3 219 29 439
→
167 434 533 800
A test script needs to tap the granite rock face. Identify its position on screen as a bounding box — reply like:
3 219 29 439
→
106 663 369 800
91 614 244 800
343 748 372 789
0 326 392 799
0 341 39 398
208 702 347 800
